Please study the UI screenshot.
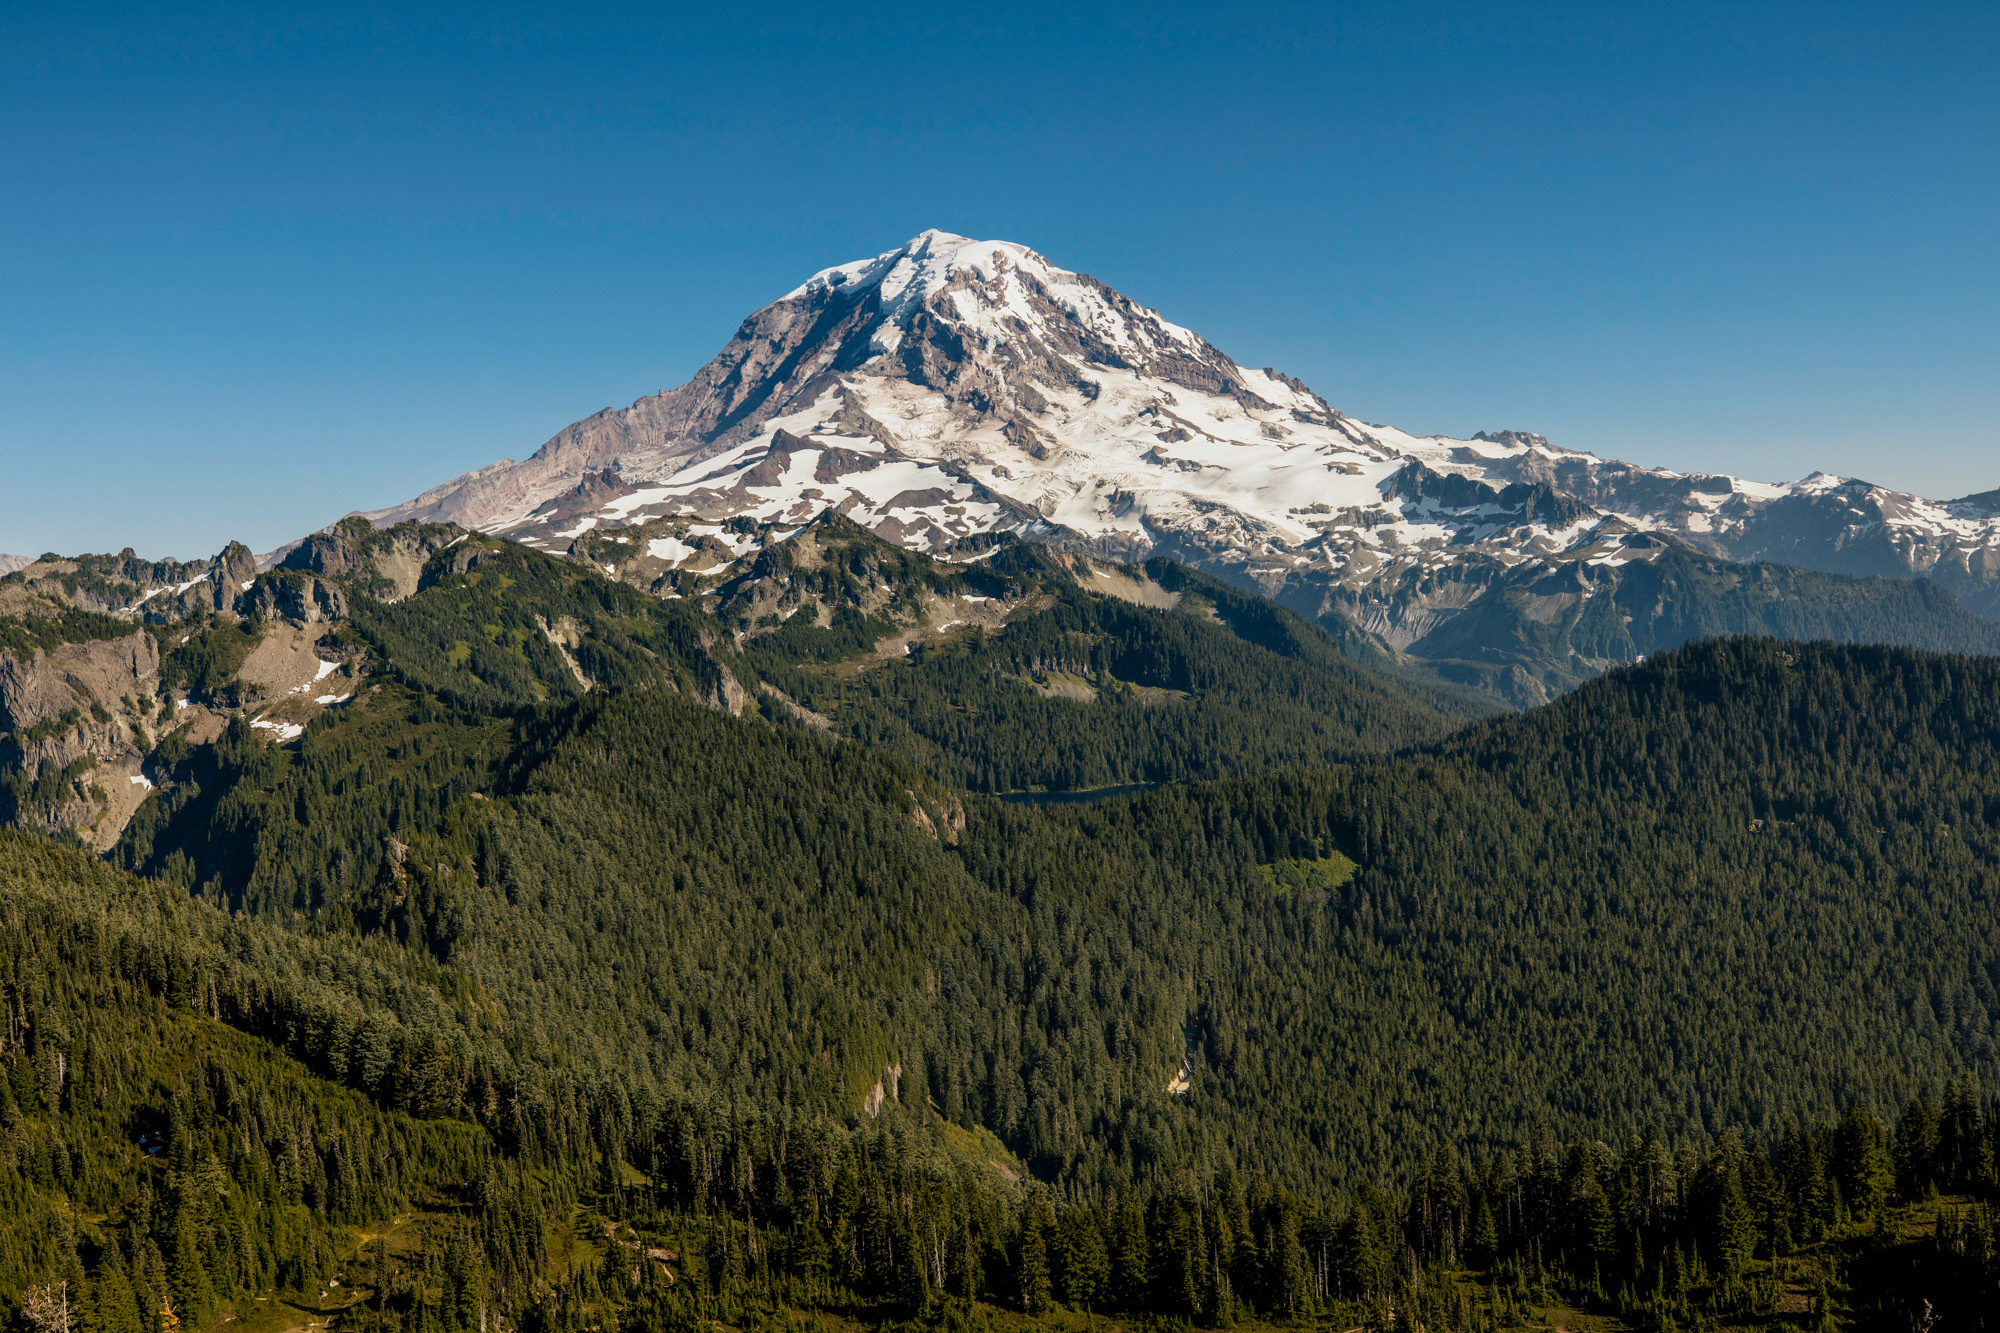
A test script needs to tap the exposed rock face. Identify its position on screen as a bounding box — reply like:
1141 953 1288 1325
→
1954 488 2000 517
281 515 467 601
522 468 639 532
0 542 262 621
0 630 160 849
0 519 467 845
357 230 2000 686
1472 429 1552 450
238 575 348 624
862 1061 903 1118
1717 478 2000 618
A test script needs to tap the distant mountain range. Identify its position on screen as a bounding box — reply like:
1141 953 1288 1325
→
357 229 2000 701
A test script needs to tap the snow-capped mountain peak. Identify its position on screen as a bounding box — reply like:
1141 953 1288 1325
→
785 229 1208 364
363 232 2000 686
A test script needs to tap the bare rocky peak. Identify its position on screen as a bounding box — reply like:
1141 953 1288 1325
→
1472 429 1551 450
279 515 465 602
1950 487 2000 517
0 516 468 849
0 543 264 621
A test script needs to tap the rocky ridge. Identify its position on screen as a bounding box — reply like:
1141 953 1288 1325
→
0 518 471 847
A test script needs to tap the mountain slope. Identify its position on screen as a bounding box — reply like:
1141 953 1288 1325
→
359 231 2000 701
12 797 2000 1333
0 523 466 847
17 545 2000 1323
10 513 1478 851
1357 535 2000 702
104 568 2000 1189
0 830 539 1325
710 516 1487 789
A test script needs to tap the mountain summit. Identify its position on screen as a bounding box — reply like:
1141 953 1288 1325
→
366 231 2000 695
367 229 1344 542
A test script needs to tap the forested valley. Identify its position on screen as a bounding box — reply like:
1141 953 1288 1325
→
5 530 2000 1332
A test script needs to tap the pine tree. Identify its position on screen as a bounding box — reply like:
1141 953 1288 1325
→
1333 1201 1378 1302
87 1252 143 1333
1262 1194 1311 1318
1110 1198 1150 1313
1466 1190 1498 1270
1895 1098 1942 1201
1832 1106 1893 1220
1583 1187 1618 1287
165 1200 213 1327
1016 1203 1052 1315
441 1222 483 1331
1053 1208 1109 1312
1218 1168 1255 1309
1940 1079 1983 1191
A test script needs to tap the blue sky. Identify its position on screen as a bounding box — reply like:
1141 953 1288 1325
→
4 1 1996 559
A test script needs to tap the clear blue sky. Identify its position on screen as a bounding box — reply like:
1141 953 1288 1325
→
4 1 1996 559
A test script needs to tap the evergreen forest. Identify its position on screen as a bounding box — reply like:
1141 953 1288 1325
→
6 531 2000 1332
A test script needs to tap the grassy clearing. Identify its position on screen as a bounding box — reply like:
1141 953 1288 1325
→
1257 851 1358 898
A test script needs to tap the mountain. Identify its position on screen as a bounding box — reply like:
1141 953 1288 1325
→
364 230 2000 700
16 231 2000 1330
12 511 2000 1321
3 516 1486 848
44 529 2000 1178
0 525 467 848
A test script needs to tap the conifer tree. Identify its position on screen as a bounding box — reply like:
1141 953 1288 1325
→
1895 1099 1942 1201
1053 1208 1108 1312
1016 1201 1052 1316
1832 1106 1894 1220
1109 1198 1150 1313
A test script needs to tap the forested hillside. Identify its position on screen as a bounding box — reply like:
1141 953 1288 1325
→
11 676 2000 1328
121 608 2000 1200
984 639 2000 1180
743 537 1485 792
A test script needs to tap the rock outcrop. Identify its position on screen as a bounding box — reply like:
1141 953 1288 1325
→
281 515 467 601
0 519 466 847
0 630 161 849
